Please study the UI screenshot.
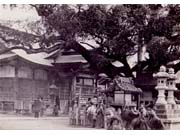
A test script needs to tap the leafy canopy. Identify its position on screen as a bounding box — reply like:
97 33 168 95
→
1 4 180 78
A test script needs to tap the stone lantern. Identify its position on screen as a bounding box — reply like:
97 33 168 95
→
49 83 58 104
153 66 169 105
167 68 177 104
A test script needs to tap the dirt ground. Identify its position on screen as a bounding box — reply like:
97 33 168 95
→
0 114 97 130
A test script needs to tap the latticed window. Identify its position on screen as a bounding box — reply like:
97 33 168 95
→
84 79 93 86
76 77 83 84
76 77 94 86
18 67 33 79
34 69 48 80
0 66 15 77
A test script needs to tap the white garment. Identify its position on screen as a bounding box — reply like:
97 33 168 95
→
87 105 97 115
106 107 115 117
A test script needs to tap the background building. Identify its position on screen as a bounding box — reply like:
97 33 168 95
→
0 25 96 114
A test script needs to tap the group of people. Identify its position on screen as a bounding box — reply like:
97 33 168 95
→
70 96 105 127
119 105 165 130
32 97 60 118
86 97 105 128
74 96 165 130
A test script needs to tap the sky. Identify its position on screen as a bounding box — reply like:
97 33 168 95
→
0 5 41 32
0 5 40 21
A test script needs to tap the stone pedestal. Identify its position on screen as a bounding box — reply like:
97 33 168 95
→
156 89 167 105
167 91 176 104
153 66 180 129
155 101 180 129
156 104 175 119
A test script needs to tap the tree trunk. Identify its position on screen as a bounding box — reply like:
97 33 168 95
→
67 40 133 79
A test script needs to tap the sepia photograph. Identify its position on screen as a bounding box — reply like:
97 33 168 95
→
0 3 180 130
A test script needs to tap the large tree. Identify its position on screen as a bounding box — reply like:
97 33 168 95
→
1 4 180 78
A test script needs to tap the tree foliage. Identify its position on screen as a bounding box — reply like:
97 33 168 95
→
1 4 180 78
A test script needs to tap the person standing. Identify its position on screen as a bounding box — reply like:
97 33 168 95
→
53 104 59 116
105 104 116 129
107 116 124 130
85 98 92 126
121 106 139 130
147 108 165 130
33 98 41 118
86 98 92 109
39 97 45 117
87 102 97 128
86 102 93 127
96 102 105 128
73 100 79 125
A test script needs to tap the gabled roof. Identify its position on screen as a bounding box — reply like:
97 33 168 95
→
0 51 54 67
0 24 53 66
115 80 142 93
108 76 142 93
0 24 88 66
12 50 54 66
0 53 16 60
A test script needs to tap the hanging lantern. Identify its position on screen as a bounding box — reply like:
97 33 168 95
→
49 82 58 96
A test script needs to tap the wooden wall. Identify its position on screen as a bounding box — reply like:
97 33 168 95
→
0 65 72 113
0 58 52 112
0 57 96 114
0 78 15 101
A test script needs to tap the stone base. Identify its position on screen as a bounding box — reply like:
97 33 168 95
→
155 104 180 129
155 104 179 119
156 104 171 119
162 118 180 129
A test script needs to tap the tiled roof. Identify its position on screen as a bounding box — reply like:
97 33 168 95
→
107 77 142 93
12 49 53 66
0 53 17 60
115 80 142 93
0 24 53 66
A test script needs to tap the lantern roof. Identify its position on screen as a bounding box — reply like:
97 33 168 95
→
153 66 169 78
168 68 177 80
49 84 58 89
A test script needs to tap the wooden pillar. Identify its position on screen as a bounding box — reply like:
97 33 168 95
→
70 75 76 106
94 77 98 94
137 94 141 109
13 61 20 112
30 68 36 113
124 91 126 106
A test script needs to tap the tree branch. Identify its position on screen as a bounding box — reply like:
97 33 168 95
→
0 44 61 55
79 41 96 49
